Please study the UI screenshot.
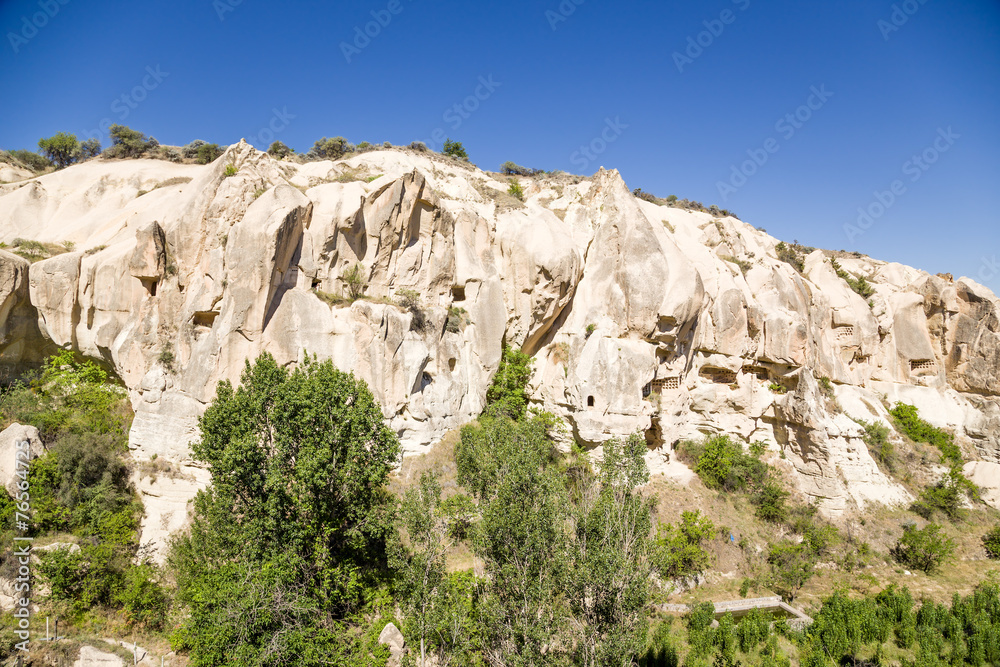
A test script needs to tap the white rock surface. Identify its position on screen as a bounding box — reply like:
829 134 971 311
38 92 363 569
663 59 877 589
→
0 423 44 496
0 142 997 543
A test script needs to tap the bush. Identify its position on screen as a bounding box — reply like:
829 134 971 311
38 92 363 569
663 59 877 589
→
223 163 237 178
983 526 1000 559
767 540 815 601
484 343 533 420
752 482 789 523
5 148 51 171
311 136 352 160
37 132 80 168
831 258 876 299
775 242 804 273
409 141 427 151
195 143 223 165
684 435 769 493
891 523 955 573
340 263 367 300
856 419 894 471
182 140 206 159
912 466 978 521
890 403 961 463
446 306 468 333
267 141 292 159
105 125 158 159
442 138 468 160
500 161 540 177
78 138 101 160
116 563 169 629
650 510 714 582
440 493 477 541
507 179 525 201
396 288 426 331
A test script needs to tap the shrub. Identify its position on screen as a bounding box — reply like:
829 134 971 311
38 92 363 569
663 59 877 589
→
775 242 804 272
831 258 876 299
891 523 955 573
507 179 525 201
267 140 292 159
890 402 961 463
339 263 367 300
856 419 894 471
195 143 223 165
116 563 169 629
912 465 978 521
685 435 769 493
650 510 715 582
38 132 81 168
767 540 815 600
440 493 477 540
633 188 658 203
585 323 596 338
500 161 540 177
446 306 468 333
409 141 428 151
983 526 1000 560
311 136 352 160
396 288 426 331
182 139 206 159
6 148 51 171
105 125 158 159
752 482 789 523
484 343 533 420
223 163 237 177
442 138 468 160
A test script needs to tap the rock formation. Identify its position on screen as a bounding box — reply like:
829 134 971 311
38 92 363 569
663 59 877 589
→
1 142 998 553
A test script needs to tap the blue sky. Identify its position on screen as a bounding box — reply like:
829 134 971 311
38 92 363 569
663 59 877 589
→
2 0 998 287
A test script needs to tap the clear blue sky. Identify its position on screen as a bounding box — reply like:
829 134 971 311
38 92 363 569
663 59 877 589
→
2 0 998 287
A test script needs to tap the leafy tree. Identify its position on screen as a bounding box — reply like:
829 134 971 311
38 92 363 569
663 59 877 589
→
442 138 468 160
567 434 654 665
983 526 1000 560
79 138 102 159
767 541 815 601
651 510 715 583
507 178 525 201
457 413 569 665
752 482 789 523
37 132 80 168
484 343 533 420
912 465 979 521
267 140 292 159
890 402 962 463
195 142 223 164
685 435 768 493
4 148 51 171
169 353 400 666
341 262 368 300
891 523 955 574
397 472 450 667
106 125 158 159
856 419 894 471
311 136 352 160
500 161 540 177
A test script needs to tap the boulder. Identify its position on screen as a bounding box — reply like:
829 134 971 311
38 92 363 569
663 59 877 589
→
0 423 44 497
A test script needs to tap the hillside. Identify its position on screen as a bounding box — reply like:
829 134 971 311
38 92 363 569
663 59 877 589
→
0 141 998 560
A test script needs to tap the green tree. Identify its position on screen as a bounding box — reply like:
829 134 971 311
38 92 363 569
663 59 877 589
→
341 262 368 300
457 413 569 666
397 472 449 667
891 523 955 574
568 434 654 666
195 142 223 164
267 140 292 159
37 132 80 168
442 138 468 160
106 125 158 158
983 526 1000 560
311 136 352 160
169 353 400 666
484 343 533 420
79 138 102 159
651 510 715 583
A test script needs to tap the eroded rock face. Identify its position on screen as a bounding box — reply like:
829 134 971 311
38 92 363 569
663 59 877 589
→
1 141 998 548
0 423 44 496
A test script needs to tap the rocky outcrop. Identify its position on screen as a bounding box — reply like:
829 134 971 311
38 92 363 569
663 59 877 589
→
0 141 998 546
0 423 44 496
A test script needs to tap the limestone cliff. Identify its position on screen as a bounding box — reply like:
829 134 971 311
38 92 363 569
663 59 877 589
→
1 142 998 552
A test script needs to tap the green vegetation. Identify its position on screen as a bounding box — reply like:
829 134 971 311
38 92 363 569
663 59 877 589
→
442 138 468 160
4 148 52 172
983 526 1000 559
267 140 292 158
890 402 962 463
223 163 237 177
721 255 752 275
891 523 956 574
650 510 715 583
775 241 804 272
195 142 223 164
507 178 525 201
168 353 400 665
831 258 876 299
484 343 534 419
341 262 368 300
855 419 895 471
912 466 979 521
445 306 468 333
311 136 352 160
104 125 158 159
37 131 81 168
500 161 542 177
396 288 426 331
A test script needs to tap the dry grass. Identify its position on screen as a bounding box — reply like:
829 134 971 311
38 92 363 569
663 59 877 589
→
0 237 73 263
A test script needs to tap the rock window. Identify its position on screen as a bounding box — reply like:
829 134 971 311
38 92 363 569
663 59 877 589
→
587 396 595 408
700 367 736 384
910 359 935 372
